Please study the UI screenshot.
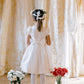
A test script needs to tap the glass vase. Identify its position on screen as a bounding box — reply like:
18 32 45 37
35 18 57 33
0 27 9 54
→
11 81 17 84
11 80 21 84
56 75 61 84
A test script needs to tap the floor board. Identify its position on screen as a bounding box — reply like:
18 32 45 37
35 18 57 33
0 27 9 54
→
0 74 84 84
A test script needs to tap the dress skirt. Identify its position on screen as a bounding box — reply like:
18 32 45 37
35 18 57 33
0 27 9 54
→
21 41 51 74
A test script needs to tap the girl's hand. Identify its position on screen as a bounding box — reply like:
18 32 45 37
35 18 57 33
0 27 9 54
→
27 35 31 46
46 35 51 45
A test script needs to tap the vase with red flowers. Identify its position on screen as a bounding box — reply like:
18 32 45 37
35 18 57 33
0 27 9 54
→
50 67 68 84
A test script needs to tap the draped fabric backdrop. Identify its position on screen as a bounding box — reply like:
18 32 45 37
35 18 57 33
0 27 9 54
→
0 0 83 77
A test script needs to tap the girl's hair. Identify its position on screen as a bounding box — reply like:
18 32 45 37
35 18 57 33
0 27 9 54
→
37 19 42 32
32 9 46 32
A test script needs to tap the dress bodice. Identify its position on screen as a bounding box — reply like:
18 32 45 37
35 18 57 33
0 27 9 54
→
27 25 50 44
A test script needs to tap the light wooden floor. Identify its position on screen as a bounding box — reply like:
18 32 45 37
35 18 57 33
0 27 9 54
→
0 74 84 84
0 74 55 84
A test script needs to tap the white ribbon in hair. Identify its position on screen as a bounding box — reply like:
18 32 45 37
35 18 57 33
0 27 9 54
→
36 11 40 20
30 10 45 20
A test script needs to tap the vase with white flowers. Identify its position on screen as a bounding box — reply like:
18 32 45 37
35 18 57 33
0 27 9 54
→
7 70 25 84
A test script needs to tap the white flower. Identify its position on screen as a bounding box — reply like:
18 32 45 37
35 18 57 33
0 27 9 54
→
7 70 25 81
10 70 15 72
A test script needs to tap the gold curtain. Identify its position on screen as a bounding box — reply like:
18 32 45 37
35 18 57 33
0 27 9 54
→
0 0 35 75
0 0 82 77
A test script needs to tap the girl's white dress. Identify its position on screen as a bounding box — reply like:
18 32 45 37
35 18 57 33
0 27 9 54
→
21 25 51 74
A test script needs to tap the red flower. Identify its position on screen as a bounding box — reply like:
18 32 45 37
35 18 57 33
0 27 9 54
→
56 68 62 75
62 68 68 73
50 67 68 77
50 71 53 73
60 71 65 76
54 67 57 71
53 71 58 76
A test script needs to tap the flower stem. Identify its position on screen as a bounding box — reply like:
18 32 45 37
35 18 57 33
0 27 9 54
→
57 79 61 84
11 81 17 84
14 81 16 84
56 75 61 84
11 81 12 84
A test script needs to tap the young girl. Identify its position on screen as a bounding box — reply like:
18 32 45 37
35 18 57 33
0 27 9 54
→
21 9 51 84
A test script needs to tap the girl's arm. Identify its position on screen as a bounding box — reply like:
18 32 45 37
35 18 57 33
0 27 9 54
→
46 35 51 45
27 34 31 46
